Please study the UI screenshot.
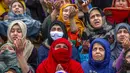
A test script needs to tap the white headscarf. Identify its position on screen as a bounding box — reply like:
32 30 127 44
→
7 20 34 61
7 20 27 43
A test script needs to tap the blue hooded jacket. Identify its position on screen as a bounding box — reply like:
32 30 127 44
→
82 38 115 73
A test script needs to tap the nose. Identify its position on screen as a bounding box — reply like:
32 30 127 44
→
94 16 98 19
96 49 100 53
15 5 19 9
120 32 125 35
119 1 123 5
14 31 18 35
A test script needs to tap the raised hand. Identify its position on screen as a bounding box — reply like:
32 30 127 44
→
82 0 91 8
69 6 78 20
56 64 64 71
53 0 61 11
122 36 130 51
13 38 25 55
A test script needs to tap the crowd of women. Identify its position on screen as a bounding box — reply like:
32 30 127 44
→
0 0 130 73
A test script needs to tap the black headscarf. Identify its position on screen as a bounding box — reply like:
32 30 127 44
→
47 20 68 45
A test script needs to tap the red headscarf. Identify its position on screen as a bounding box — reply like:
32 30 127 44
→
36 38 83 73
103 0 130 24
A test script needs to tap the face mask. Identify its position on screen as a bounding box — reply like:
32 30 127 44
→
52 48 70 63
50 31 64 40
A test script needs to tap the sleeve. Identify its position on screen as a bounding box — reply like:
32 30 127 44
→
41 15 52 40
27 48 38 72
36 63 46 73
72 45 79 61
114 50 124 71
76 64 84 73
38 45 49 65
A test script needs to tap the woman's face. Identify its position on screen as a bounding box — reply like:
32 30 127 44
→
115 0 128 8
12 2 24 14
54 43 68 50
92 43 105 61
62 6 71 21
116 28 130 43
10 24 23 42
125 51 130 63
50 25 64 40
89 9 103 29
50 25 63 32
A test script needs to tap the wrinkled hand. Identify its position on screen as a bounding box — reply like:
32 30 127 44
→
56 64 64 71
45 0 53 10
13 38 25 55
122 36 130 51
53 0 61 11
69 6 78 19
81 0 91 8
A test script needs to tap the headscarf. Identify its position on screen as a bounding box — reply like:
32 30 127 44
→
89 38 111 69
47 20 68 45
85 7 113 41
57 4 84 35
103 0 130 24
111 23 130 60
82 38 114 73
0 0 26 17
112 0 130 7
37 38 83 73
7 20 34 61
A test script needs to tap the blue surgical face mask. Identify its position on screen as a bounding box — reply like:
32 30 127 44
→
50 31 64 40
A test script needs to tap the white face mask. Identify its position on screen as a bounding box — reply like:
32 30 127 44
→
50 31 64 40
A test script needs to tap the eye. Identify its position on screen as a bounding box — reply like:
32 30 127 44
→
57 28 62 32
99 48 104 51
63 9 68 12
96 14 101 17
117 30 122 34
51 28 56 31
92 47 97 51
17 29 22 33
18 4 22 8
90 15 95 19
12 5 16 8
55 45 61 48
63 45 68 49
11 29 15 33
124 30 128 33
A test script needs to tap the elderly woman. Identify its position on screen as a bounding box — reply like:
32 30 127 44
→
82 38 116 73
0 20 37 73
84 7 113 45
37 38 83 73
0 0 41 39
